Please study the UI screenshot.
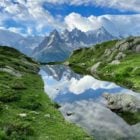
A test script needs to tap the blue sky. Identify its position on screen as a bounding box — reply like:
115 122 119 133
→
43 3 138 17
0 0 140 36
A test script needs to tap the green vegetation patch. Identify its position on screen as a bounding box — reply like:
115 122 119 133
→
117 111 140 125
68 39 140 92
0 46 92 140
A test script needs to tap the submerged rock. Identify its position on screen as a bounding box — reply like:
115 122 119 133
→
135 45 140 53
66 111 74 116
103 93 140 113
104 49 112 56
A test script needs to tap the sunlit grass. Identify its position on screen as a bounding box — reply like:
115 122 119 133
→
0 46 92 140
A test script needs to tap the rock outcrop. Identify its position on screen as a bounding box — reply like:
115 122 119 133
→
116 37 140 53
102 37 140 65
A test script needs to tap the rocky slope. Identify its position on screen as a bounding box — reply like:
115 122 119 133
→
68 36 140 92
0 46 92 140
33 27 116 63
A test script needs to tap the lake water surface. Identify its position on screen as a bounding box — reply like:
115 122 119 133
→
39 65 140 140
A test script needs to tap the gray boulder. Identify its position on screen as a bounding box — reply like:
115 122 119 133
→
115 52 126 60
103 93 140 113
104 49 112 56
90 62 101 73
110 60 120 65
115 38 128 49
135 45 140 53
119 42 130 51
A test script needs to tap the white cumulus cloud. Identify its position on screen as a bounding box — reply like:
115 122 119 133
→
69 75 118 94
65 13 101 32
0 0 140 36
65 12 140 37
0 0 64 35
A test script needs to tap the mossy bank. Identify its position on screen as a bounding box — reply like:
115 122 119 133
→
0 46 92 140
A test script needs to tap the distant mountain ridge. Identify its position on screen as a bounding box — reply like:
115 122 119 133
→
33 27 116 62
0 29 43 56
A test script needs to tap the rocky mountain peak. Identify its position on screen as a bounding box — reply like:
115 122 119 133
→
47 29 62 46
71 28 83 36
62 29 69 35
50 29 59 36
33 27 116 62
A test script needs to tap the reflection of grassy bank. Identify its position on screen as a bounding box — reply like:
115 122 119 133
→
0 46 92 140
117 111 140 125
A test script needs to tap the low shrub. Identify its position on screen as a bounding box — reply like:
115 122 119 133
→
0 92 20 103
20 98 42 111
123 79 134 89
53 102 61 109
0 102 4 112
11 81 26 90
3 122 34 139
0 130 7 140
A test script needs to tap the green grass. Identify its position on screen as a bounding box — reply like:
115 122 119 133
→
68 40 117 67
0 46 92 140
68 40 140 92
99 54 140 92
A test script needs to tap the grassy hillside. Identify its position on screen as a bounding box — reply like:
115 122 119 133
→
68 37 140 93
0 46 92 140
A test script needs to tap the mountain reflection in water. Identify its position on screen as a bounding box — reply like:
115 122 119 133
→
39 65 140 140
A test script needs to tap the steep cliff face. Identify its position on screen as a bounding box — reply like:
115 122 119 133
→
0 46 92 140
